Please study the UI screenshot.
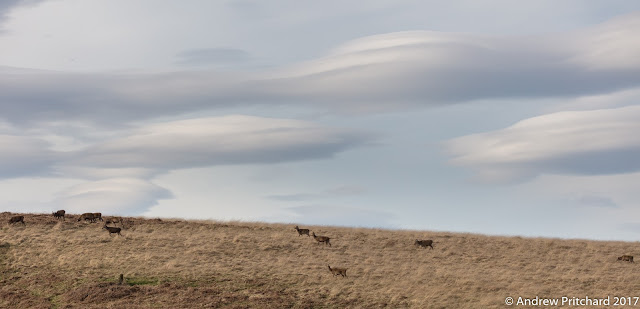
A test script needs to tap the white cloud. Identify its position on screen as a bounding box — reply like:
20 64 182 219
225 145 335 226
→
446 105 640 182
267 185 366 201
550 87 640 111
0 115 372 215
262 13 640 111
1 13 639 125
266 204 397 228
569 13 640 70
72 115 371 170
54 178 172 215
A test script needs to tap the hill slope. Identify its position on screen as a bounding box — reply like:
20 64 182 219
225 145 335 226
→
1 212 639 308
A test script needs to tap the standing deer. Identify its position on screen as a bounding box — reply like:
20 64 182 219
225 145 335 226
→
415 239 434 249
92 213 104 222
103 224 122 237
618 255 634 262
52 210 66 220
327 265 347 277
8 216 25 225
78 213 96 223
294 226 310 237
312 232 331 247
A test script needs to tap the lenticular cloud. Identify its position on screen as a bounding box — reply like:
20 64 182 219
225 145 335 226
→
446 105 640 183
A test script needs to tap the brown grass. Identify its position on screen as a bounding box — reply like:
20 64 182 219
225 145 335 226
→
1 212 640 308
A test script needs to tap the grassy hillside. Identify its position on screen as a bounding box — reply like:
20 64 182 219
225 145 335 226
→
1 212 639 308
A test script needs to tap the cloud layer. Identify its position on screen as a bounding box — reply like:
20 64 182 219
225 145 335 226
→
0 134 58 178
54 178 172 215
446 105 640 182
271 204 396 228
1 13 639 125
0 115 371 214
72 115 371 170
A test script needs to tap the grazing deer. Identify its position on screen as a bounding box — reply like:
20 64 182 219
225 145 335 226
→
327 265 347 277
294 226 310 237
103 224 122 237
92 213 104 222
8 216 25 225
105 217 125 228
618 255 634 262
312 232 331 247
415 239 434 249
78 213 96 223
52 210 66 220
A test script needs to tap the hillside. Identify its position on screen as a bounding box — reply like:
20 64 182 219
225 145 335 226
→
1 212 639 308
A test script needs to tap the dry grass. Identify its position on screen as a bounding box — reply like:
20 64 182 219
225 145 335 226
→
1 212 640 308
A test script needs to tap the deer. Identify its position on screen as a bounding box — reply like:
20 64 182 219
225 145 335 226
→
105 217 125 228
103 224 122 237
415 239 434 249
52 210 65 220
8 215 25 225
294 225 310 237
78 213 96 223
312 232 331 247
92 213 104 222
618 255 634 262
327 265 347 277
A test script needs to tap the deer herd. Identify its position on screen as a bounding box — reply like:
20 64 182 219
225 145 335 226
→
7 210 125 237
293 225 438 278
3 214 636 279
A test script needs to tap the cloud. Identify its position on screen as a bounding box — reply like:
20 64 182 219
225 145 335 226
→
0 0 26 28
175 48 250 67
0 115 372 214
54 178 172 215
0 0 21 18
575 195 617 208
268 185 366 201
0 134 59 178
1 13 640 125
71 115 372 170
0 0 47 32
260 13 640 110
269 204 396 228
446 105 640 183
552 87 640 111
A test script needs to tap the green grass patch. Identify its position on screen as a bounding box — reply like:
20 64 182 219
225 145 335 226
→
49 295 62 309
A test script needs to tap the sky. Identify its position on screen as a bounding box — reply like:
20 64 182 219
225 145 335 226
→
1 0 640 240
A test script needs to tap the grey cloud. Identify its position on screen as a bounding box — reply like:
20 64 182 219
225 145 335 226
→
272 204 396 228
0 0 21 16
175 48 250 67
268 193 317 202
576 195 617 208
70 115 372 170
325 185 366 195
54 178 173 215
0 0 47 31
446 105 640 183
0 134 60 178
0 115 372 179
256 14 640 110
268 185 366 201
0 0 25 27
0 67 258 126
1 13 640 126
